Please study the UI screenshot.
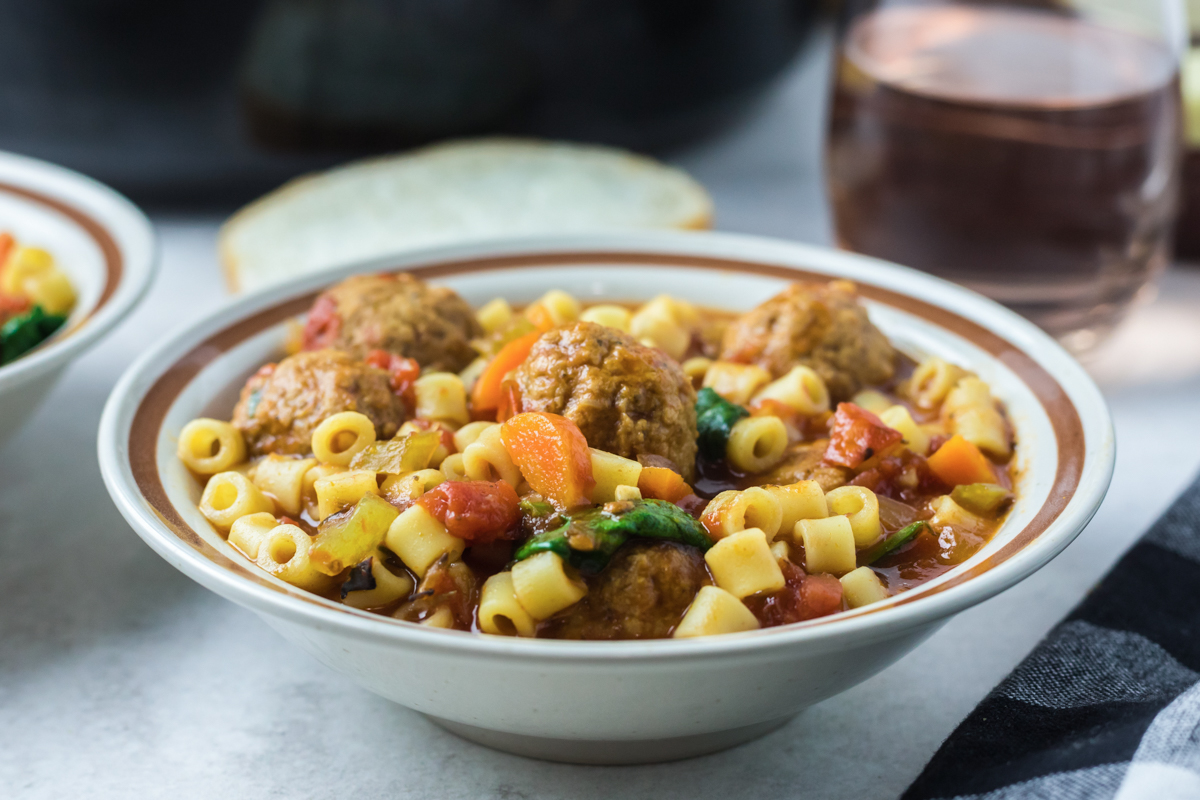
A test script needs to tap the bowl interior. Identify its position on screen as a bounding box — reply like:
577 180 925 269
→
124 247 1099 641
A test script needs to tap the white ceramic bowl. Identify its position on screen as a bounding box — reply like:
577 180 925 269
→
0 151 156 446
97 232 1113 764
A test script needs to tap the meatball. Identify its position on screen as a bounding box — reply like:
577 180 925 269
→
303 273 482 372
762 439 849 491
232 349 406 456
720 280 896 402
544 542 710 640
514 322 698 480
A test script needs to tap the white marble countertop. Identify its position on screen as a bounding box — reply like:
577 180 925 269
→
5 34 1200 800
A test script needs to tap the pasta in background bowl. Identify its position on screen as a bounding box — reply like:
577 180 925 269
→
0 150 155 447
98 232 1113 764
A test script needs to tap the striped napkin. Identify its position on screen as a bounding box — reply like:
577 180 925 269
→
903 473 1200 800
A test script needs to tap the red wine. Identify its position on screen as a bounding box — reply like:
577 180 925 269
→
828 4 1181 347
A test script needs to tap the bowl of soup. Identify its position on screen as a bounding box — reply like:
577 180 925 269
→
0 150 156 446
97 232 1113 764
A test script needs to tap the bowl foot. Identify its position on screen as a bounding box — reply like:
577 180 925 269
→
424 714 795 764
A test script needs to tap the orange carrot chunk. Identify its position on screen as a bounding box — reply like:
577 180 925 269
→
927 434 996 487
472 330 541 411
638 466 692 504
500 411 595 509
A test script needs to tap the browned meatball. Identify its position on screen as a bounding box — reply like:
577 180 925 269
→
544 542 710 640
720 280 896 402
762 439 849 491
303 273 482 372
232 349 406 456
515 321 698 480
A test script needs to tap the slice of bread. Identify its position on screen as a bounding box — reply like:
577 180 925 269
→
220 138 713 293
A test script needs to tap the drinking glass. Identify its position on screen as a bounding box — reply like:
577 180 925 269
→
827 0 1186 354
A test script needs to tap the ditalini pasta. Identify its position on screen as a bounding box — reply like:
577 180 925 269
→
178 274 1018 638
0 233 77 366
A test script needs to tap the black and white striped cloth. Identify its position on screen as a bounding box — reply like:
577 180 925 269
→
903 473 1200 800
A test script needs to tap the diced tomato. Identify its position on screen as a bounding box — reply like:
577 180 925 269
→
851 449 949 505
417 480 521 543
500 411 595 509
0 292 29 326
302 295 341 350
743 560 844 627
824 403 904 468
365 349 421 408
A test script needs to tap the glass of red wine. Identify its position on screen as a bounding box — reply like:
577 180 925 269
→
827 0 1186 355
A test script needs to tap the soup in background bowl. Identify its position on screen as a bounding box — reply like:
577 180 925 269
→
98 232 1113 764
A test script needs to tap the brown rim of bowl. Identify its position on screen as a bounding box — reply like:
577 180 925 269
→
128 250 1086 626
0 180 124 337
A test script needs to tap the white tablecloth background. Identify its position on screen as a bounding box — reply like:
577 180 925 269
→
4 32 1200 799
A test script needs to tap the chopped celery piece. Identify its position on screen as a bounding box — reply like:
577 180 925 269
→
950 483 1012 516
350 430 441 474
861 521 928 565
310 494 400 575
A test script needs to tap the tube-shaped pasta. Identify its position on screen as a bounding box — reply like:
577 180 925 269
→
478 572 537 637
24 269 76 315
825 485 882 547
250 455 316 516
928 495 989 536
614 484 643 502
453 421 496 452
587 448 643 503
700 487 783 541
380 468 445 507
476 297 513 334
534 289 582 326
314 469 380 521
908 357 967 409
228 512 278 559
301 463 346 517
579 304 633 333
840 567 889 609
766 481 828 537
256 524 337 593
943 377 1010 458
0 246 52 296
681 357 713 385
726 415 788 474
385 504 466 578
704 528 786 599
440 453 468 482
630 296 690 360
199 471 275 531
798 516 857 576
770 540 790 562
421 607 456 628
673 586 759 638
462 423 521 487
753 366 830 416
342 553 416 610
177 418 247 475
511 551 587 620
311 411 376 466
850 389 892 415
703 361 771 406
878 406 930 456
414 373 469 427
